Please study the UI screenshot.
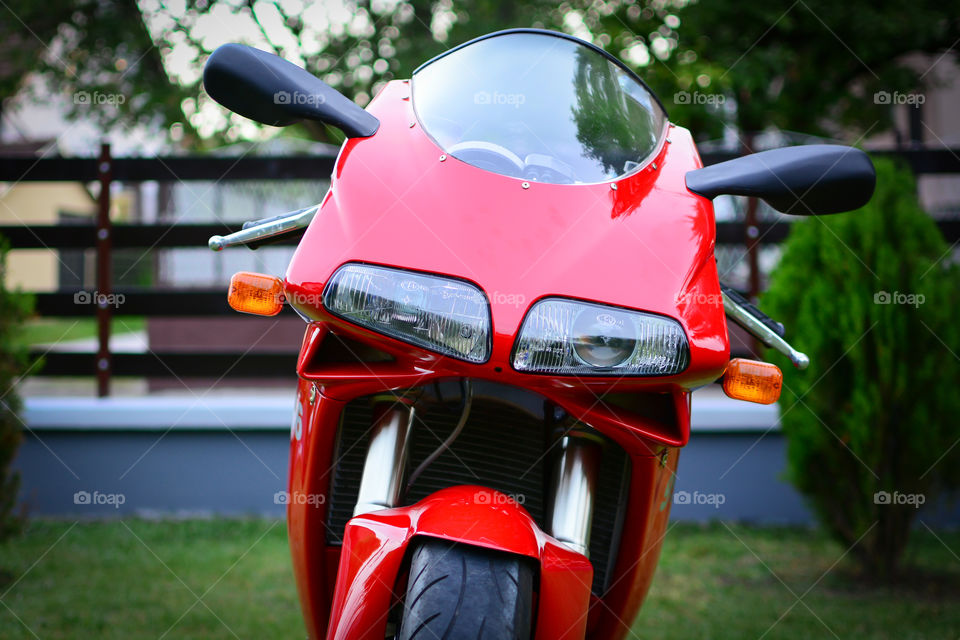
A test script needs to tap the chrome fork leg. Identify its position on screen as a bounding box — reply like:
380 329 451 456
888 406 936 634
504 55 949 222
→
353 396 416 517
548 427 602 558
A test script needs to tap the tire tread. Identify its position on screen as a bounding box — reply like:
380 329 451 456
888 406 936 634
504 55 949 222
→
397 539 533 640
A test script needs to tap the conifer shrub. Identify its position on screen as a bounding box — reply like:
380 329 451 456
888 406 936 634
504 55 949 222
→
763 158 960 578
0 238 32 540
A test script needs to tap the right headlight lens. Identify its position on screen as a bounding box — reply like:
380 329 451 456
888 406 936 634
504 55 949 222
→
513 298 689 376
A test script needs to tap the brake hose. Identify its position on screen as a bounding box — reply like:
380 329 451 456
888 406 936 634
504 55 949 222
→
404 379 472 493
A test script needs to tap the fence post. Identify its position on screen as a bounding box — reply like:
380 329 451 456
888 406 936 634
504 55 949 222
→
96 142 113 397
741 133 762 356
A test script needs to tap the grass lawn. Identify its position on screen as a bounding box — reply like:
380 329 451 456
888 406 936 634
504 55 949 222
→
0 520 957 639
23 317 145 346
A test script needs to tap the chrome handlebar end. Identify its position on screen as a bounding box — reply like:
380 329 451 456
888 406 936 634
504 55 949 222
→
206 204 319 252
722 291 810 370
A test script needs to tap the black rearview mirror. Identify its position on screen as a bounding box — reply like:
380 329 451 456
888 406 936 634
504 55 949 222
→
203 44 379 138
685 145 876 215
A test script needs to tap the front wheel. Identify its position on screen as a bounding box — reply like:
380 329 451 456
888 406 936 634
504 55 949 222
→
397 539 535 640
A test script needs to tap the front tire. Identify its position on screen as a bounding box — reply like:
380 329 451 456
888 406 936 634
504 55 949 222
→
397 539 534 640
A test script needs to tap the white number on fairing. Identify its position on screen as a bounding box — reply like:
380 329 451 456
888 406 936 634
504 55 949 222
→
292 396 303 441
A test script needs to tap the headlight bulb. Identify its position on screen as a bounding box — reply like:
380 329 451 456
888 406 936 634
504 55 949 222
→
572 309 636 367
513 298 689 376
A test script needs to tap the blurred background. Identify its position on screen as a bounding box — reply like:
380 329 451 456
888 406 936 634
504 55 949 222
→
0 1 958 638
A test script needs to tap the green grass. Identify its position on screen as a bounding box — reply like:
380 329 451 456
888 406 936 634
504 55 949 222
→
0 520 957 639
635 523 960 639
23 317 145 346
0 519 301 639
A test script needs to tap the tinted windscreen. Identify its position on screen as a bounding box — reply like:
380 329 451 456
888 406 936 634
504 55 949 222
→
412 32 667 184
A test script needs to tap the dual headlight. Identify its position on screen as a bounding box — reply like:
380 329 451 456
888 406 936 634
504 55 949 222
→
324 264 689 375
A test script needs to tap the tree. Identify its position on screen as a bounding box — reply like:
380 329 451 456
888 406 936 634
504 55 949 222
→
5 1 956 147
658 0 958 141
4 1 667 146
762 158 960 578
1 0 192 139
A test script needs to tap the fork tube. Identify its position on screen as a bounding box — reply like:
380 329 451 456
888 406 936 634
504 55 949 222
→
548 428 602 558
353 396 416 517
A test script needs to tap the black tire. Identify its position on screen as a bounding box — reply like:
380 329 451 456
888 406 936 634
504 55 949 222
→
397 539 534 640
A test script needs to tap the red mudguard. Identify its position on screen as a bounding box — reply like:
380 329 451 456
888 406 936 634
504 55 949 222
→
325 485 593 640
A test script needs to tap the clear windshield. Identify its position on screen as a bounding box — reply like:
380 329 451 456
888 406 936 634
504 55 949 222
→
412 31 667 185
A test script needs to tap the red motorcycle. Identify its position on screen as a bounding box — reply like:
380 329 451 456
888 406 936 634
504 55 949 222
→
203 29 874 640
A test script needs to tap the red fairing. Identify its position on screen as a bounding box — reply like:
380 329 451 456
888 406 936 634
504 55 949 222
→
285 79 727 448
287 378 344 635
325 486 593 640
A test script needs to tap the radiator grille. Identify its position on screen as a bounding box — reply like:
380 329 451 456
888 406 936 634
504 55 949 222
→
326 396 629 593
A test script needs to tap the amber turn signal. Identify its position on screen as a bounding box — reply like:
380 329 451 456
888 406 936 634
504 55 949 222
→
228 271 284 316
722 358 782 405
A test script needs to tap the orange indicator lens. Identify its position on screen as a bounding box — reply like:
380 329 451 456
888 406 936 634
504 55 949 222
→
227 271 284 316
722 358 782 405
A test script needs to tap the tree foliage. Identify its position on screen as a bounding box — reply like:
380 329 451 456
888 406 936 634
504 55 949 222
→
656 0 959 139
10 0 953 147
1 1 953 147
762 159 960 578
0 0 192 137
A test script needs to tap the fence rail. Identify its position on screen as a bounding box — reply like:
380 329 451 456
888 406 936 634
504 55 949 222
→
0 155 337 182
0 224 300 249
37 352 296 378
4 146 958 394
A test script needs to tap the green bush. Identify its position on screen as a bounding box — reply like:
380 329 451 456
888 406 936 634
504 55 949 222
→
762 158 960 579
0 238 32 540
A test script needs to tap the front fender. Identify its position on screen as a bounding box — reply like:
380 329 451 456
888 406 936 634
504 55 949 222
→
326 485 592 640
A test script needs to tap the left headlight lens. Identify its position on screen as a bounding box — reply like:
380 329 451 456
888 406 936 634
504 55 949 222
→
323 263 491 363
513 298 689 376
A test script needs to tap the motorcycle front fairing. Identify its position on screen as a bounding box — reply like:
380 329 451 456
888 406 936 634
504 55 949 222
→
284 86 729 443
283 29 727 639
